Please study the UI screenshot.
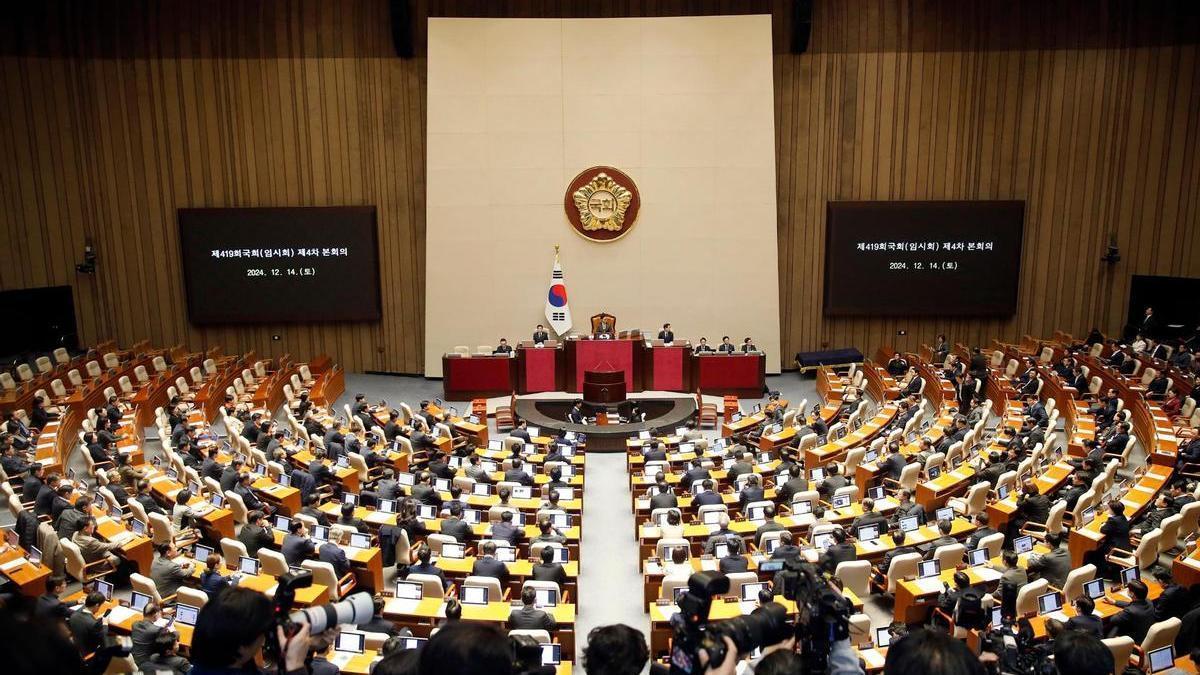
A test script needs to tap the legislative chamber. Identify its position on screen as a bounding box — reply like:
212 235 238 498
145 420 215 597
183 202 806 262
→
1 2 1198 674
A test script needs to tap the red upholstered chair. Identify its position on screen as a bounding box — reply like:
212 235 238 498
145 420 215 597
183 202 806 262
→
590 313 616 336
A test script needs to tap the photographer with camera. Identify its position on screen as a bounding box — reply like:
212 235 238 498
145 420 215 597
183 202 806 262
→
669 565 863 675
190 575 374 675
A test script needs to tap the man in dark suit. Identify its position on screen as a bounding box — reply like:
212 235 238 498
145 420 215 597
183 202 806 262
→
1093 500 1132 576
753 505 786 545
508 586 557 631
491 510 524 546
1025 531 1071 588
1007 481 1050 541
504 458 534 487
532 545 568 586
764 532 799 562
1169 482 1197 512
648 480 678 510
818 528 856 574
694 338 715 354
218 458 244 494
963 513 998 552
727 452 754 481
1065 596 1104 637
681 459 710 488
658 324 674 343
642 441 667 462
238 510 274 558
509 420 532 444
405 545 448 589
886 353 909 377
1101 422 1131 457
738 474 765 510
130 601 168 667
892 489 926 525
318 527 352 577
693 480 723 507
35 575 70 623
199 447 224 482
471 541 511 587
234 473 270 514
51 484 75 523
717 336 736 354
880 444 907 481
409 471 442 509
298 493 331 527
68 592 108 656
493 339 513 355
877 529 917 580
22 462 44 504
1152 568 1190 621
131 481 161 517
741 337 758 353
777 472 809 504
851 498 889 533
1108 579 1156 643
281 519 316 567
567 403 585 424
816 464 849 500
595 316 613 338
533 325 550 344
440 502 474 543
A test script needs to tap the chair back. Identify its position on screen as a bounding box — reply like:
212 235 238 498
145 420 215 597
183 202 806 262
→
61 538 88 582
220 538 248 569
407 573 446 599
1062 564 1096 603
1159 514 1183 555
463 575 503 600
302 560 345 598
1135 529 1162 569
1014 578 1049 616
835 560 872 598
933 543 966 571
1140 617 1181 653
656 538 690 560
148 512 174 545
886 553 921 593
177 586 209 609
259 548 289 577
1102 636 1134 671
722 571 759 600
130 572 163 604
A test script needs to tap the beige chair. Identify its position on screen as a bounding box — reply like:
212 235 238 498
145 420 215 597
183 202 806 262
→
0 373 15 392
134 365 150 383
508 629 551 644
1103 636 1135 671
426 533 459 555
835 560 872 598
131 572 171 605
406 573 446 599
53 347 70 364
1060 564 1096 602
220 538 248 569
17 363 34 382
453 346 471 356
933 543 966 571
848 613 873 648
884 463 921 493
86 360 102 378
177 586 209 609
723 572 759 600
463 575 507 602
661 576 689 601
258 548 289 577
1158 514 1183 556
223 490 248 525
656 538 691 560
978 532 1005 561
1106 528 1161 572
521 579 565 603
362 631 392 651
302 559 356 599
62 538 116 583
35 356 52 374
1139 617 1181 657
1014 578 1049 616
948 483 989 516
1022 499 1065 540
883 552 921 594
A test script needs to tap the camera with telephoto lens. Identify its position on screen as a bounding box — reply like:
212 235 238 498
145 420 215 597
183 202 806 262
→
264 570 375 665
668 572 793 675
668 560 851 674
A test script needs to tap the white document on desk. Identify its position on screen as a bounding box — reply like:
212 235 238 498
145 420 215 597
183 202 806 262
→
914 577 946 594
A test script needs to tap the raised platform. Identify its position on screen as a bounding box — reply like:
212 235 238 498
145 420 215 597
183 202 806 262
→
512 391 698 452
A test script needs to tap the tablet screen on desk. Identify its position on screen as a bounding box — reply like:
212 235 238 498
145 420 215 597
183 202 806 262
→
401 637 427 651
917 560 940 579
495 546 517 563
94 579 113 600
967 548 988 566
1013 535 1033 554
349 532 371 549
898 516 919 533
741 582 766 601
540 644 561 665
175 604 200 626
875 627 892 648
832 494 851 509
239 556 260 575
274 515 292 530
1037 592 1062 615
1148 646 1175 673
857 524 880 542
461 586 488 605
867 486 885 500
193 543 214 562
395 581 423 601
792 500 812 515
379 499 396 514
1081 507 1095 525
335 631 365 654
130 518 147 536
441 543 465 559
1084 579 1105 599
534 588 558 607
1121 566 1140 585
311 525 329 542
130 591 152 612
935 507 955 522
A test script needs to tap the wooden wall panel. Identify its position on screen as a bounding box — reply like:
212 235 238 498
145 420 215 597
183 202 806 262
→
0 0 1197 374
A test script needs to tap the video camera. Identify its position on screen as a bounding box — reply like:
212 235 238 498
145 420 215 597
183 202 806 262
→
668 559 850 674
265 570 374 666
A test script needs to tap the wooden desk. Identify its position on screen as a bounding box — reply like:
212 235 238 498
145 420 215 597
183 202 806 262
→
1069 464 1172 567
0 543 52 596
384 596 577 655
894 564 1003 624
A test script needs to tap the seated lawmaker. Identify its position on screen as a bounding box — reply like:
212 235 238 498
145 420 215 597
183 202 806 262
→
532 324 550 344
595 315 613 338
493 339 513 355
717 336 736 354
694 337 714 354
741 337 758 353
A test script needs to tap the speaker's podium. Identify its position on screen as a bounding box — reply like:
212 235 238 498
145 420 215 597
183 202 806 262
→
583 369 626 405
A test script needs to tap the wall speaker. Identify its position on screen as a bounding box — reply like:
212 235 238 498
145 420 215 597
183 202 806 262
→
792 0 813 54
389 0 414 58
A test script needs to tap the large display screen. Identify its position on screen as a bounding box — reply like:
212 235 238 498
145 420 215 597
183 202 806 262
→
178 206 381 323
823 201 1024 316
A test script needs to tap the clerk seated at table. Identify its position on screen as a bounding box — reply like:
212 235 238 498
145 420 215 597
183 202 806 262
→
741 337 758 353
533 325 550 344
717 336 736 354
493 339 513 355
567 402 586 424
658 323 674 343
694 338 714 354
